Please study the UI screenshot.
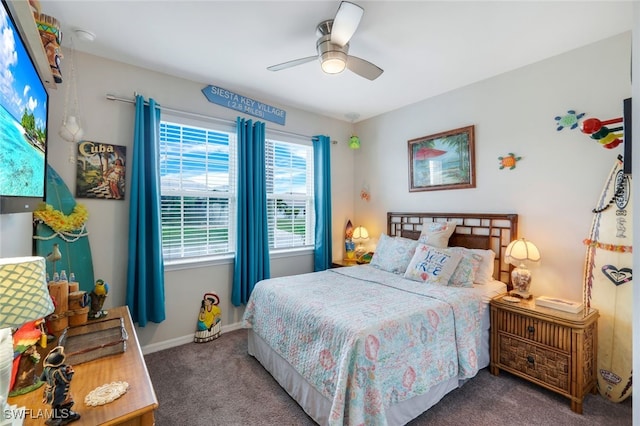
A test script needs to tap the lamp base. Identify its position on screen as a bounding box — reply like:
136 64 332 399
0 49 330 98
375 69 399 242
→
511 265 532 299
509 289 532 300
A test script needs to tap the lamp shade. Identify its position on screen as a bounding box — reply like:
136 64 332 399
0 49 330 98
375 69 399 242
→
352 226 369 241
0 256 54 328
504 238 541 265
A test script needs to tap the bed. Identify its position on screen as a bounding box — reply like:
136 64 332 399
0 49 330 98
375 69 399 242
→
243 212 518 425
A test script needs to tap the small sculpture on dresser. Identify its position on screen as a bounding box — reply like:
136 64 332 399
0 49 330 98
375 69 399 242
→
89 279 110 319
40 346 81 425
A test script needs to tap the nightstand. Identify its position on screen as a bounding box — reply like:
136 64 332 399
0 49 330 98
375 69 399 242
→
331 259 358 268
490 295 599 414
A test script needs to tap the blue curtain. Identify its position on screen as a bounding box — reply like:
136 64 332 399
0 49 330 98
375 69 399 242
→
232 118 270 306
313 135 333 271
126 95 166 326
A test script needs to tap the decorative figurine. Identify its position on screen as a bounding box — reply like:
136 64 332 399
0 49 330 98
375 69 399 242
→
10 319 46 395
89 279 109 319
40 346 81 425
194 292 222 343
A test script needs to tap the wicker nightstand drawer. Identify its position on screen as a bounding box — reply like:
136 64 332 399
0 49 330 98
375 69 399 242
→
498 334 569 392
494 309 571 351
490 295 599 414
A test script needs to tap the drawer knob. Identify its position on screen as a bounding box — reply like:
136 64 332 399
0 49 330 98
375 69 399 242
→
527 325 535 333
527 355 535 364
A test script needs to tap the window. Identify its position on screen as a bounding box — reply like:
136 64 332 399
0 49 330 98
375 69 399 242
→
265 138 314 250
159 118 236 261
159 117 314 263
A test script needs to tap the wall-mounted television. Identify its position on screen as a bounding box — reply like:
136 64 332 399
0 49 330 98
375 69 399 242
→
0 0 48 214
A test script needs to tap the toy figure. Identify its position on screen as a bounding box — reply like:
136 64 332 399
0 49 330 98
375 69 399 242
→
194 292 221 343
89 279 109 319
40 346 80 425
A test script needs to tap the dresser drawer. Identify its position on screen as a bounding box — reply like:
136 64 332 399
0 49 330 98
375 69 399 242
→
494 308 571 352
498 334 570 392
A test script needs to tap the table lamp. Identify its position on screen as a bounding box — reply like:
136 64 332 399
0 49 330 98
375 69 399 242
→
0 257 55 424
504 238 541 299
352 226 369 258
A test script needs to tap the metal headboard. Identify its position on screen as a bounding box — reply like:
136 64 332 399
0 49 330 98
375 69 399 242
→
387 212 518 289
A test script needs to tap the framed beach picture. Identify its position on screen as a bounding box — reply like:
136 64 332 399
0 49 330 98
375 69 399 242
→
408 125 476 192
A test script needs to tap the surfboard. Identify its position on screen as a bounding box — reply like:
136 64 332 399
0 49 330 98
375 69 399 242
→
34 165 94 293
582 154 632 402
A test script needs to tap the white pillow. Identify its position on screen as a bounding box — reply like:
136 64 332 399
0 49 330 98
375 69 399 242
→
469 249 496 285
370 233 419 274
417 221 456 248
404 243 462 285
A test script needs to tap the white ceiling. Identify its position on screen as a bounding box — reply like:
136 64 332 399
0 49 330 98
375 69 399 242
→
39 1 633 123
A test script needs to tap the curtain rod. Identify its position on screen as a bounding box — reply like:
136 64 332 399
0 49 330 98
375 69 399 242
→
105 94 313 141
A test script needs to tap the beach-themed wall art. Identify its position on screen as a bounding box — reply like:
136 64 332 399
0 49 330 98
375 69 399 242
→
408 125 475 192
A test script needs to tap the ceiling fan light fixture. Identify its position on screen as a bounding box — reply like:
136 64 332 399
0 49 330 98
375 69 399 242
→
321 54 347 74
318 34 348 74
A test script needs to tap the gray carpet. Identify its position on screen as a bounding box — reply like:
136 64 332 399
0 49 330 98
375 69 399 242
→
145 328 632 425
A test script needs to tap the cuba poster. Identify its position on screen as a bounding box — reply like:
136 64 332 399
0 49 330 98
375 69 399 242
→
76 141 126 200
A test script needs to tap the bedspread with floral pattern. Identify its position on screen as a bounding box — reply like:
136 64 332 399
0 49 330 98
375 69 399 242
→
243 265 482 426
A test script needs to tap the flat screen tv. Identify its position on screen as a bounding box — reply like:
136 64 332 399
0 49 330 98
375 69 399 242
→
0 0 48 214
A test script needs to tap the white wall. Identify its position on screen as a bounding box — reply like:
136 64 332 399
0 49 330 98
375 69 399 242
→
0 51 355 348
352 32 632 303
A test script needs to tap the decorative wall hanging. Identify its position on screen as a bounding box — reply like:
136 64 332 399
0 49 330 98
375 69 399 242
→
580 116 623 149
35 13 63 83
59 38 85 143
498 153 522 170
76 142 127 200
554 110 585 131
360 184 370 201
345 113 360 149
202 84 286 125
408 125 476 192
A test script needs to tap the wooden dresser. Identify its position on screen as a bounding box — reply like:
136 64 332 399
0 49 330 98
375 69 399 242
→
490 295 598 414
8 306 158 425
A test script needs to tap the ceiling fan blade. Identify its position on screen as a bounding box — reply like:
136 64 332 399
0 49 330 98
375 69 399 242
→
330 1 364 47
267 56 317 71
346 55 383 80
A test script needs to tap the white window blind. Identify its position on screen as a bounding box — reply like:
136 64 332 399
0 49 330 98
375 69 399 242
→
265 139 314 249
159 121 236 260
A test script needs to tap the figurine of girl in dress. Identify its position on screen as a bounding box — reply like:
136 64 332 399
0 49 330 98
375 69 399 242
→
194 292 221 343
40 346 81 425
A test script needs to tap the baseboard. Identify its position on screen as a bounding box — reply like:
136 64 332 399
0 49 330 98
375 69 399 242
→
141 321 244 355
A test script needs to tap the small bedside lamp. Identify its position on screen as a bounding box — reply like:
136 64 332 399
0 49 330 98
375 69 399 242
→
0 257 55 423
504 238 541 299
352 226 369 258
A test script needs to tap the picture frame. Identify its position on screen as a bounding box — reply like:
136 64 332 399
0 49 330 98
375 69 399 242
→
408 125 476 192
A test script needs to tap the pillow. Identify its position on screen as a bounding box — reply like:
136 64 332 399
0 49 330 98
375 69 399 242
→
404 243 463 285
417 221 456 248
469 249 496 285
370 234 419 274
447 247 476 288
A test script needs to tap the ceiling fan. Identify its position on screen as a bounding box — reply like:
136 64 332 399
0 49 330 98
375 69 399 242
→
267 1 383 81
